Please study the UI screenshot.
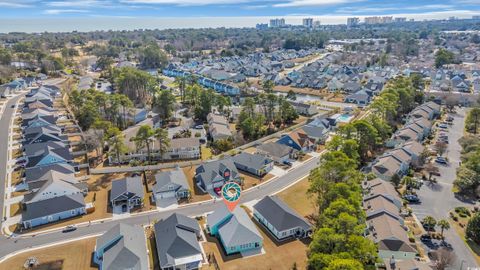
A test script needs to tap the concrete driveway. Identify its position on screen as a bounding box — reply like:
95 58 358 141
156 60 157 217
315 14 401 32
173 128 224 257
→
410 107 479 268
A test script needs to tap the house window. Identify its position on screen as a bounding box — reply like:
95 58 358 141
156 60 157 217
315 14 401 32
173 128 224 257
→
71 210 76 215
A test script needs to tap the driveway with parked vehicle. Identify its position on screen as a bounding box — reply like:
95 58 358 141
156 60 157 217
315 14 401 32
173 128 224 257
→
410 107 478 269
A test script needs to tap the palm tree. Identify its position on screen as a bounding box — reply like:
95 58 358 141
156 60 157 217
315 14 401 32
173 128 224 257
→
438 219 450 239
174 76 187 103
118 94 133 129
132 125 154 162
422 216 437 234
154 128 170 161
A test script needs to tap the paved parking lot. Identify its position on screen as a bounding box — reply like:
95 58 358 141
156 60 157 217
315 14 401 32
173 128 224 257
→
410 107 478 268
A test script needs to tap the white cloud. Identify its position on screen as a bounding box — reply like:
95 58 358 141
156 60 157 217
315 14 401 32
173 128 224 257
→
242 4 268 10
274 0 363 7
0 0 35 8
43 9 89 14
336 4 454 14
46 0 110 7
120 0 255 5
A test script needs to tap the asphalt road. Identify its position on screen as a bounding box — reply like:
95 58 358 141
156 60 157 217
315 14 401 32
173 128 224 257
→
410 108 479 268
0 95 24 223
0 152 320 261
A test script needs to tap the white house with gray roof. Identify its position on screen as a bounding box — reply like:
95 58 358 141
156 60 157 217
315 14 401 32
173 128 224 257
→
110 176 144 212
22 193 86 229
154 213 203 270
153 167 190 202
94 223 148 270
256 142 297 164
232 152 273 177
253 196 312 241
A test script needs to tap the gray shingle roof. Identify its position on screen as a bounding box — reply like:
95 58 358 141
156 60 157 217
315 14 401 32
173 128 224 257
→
256 142 294 159
96 224 148 270
232 152 272 171
110 176 144 201
195 157 240 187
253 196 311 232
154 213 202 269
22 193 85 221
25 163 76 183
153 168 189 194
217 206 263 248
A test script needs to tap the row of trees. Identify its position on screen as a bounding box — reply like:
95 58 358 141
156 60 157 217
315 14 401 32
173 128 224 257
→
454 135 480 195
306 76 427 269
69 88 133 130
237 95 298 140
307 151 377 269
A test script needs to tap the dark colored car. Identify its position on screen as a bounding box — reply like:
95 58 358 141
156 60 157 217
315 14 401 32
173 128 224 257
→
404 194 420 203
420 234 432 242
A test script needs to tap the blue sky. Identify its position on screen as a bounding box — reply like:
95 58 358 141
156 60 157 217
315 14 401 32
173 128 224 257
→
0 0 479 32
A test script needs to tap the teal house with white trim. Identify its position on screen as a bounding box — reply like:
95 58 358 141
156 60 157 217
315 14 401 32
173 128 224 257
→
206 204 263 255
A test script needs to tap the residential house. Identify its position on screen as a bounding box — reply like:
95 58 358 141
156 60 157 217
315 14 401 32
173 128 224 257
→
371 155 409 181
24 145 73 169
110 177 145 212
164 138 200 160
126 108 148 124
305 117 331 142
23 170 87 205
22 115 57 129
385 258 432 270
152 167 190 202
288 101 318 116
154 213 203 270
22 193 86 229
401 141 425 167
343 81 362 93
206 204 263 255
386 126 422 148
23 129 68 145
344 90 371 107
362 178 402 209
94 223 148 270
195 157 241 192
367 212 417 260
256 142 297 164
232 152 274 177
24 163 76 184
207 113 232 142
23 141 68 157
253 196 312 241
277 129 316 152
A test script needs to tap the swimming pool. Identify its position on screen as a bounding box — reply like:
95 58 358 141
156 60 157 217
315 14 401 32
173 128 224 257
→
337 114 354 123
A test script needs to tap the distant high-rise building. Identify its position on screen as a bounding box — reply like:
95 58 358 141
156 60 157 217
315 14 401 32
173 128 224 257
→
364 16 393 24
303 18 313 28
270 18 286 28
256 23 268 30
347 17 360 27
473 15 480 20
313 20 321 28
394 17 407 23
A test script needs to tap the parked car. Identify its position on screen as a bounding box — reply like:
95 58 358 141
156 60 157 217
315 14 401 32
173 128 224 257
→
62 225 77 233
438 123 448 129
283 160 293 166
420 234 432 242
213 187 222 195
194 125 204 129
404 194 420 203
435 157 448 165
